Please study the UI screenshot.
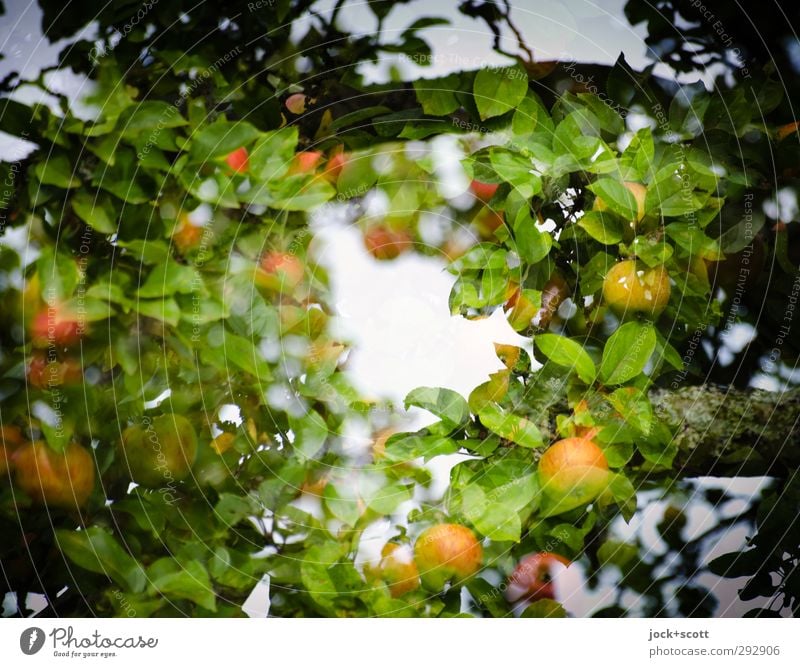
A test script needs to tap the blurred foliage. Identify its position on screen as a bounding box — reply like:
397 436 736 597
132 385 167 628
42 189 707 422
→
0 0 798 618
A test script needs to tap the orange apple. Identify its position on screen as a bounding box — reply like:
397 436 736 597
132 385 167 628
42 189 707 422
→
13 441 95 508
539 434 609 503
414 523 482 590
367 543 420 597
172 216 205 254
602 260 671 318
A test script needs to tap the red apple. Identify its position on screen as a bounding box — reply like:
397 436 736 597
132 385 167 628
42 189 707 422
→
256 251 305 292
30 306 82 349
27 353 83 389
289 151 323 175
470 180 499 203
506 552 570 603
363 225 413 260
225 147 249 173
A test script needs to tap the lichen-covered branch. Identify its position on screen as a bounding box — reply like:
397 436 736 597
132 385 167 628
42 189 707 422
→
650 386 800 477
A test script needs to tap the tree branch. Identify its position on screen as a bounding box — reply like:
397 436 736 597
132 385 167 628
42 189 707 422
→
650 385 800 478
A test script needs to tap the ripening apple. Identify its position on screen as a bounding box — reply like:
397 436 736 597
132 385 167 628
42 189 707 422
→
323 150 347 184
285 93 307 115
120 414 197 488
470 180 499 203
288 150 324 175
256 251 305 293
363 225 413 260
1 425 24 477
30 305 82 349
225 147 249 173
366 543 420 598
602 260 671 318
474 208 505 239
27 353 83 389
538 434 610 503
171 216 205 255
594 181 647 229
506 552 571 604
13 441 95 508
414 523 483 590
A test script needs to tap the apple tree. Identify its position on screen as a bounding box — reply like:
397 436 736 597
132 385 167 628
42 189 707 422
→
1 0 799 617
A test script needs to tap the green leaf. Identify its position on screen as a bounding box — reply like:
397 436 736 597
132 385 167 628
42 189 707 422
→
473 65 529 120
578 210 623 245
323 483 360 526
218 332 273 382
490 149 541 198
521 599 567 617
117 239 170 265
214 493 257 526
133 298 181 326
413 74 461 115
95 149 153 203
478 404 543 448
300 543 340 609
599 321 656 385
290 409 328 460
119 101 187 134
34 154 80 188
536 334 596 384
148 558 217 611
364 482 412 515
619 127 655 181
607 473 637 520
665 222 722 260
405 386 469 432
248 126 298 180
36 247 80 301
472 502 521 542
71 190 117 234
56 527 146 593
514 207 552 263
190 119 261 159
137 261 199 298
383 433 460 462
588 178 637 220
607 387 653 434
269 177 335 211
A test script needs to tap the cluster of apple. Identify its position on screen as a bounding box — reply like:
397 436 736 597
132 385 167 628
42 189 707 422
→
367 522 572 609
0 411 204 510
1 425 95 509
24 279 85 390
